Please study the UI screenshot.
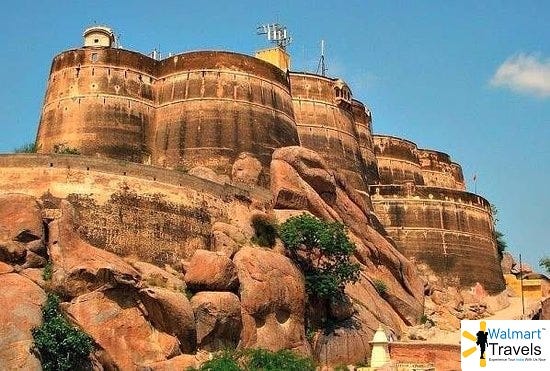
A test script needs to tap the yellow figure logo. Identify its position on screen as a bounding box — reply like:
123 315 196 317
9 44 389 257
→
462 321 488 367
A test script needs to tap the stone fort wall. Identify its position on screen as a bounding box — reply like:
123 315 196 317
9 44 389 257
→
36 48 300 186
370 185 504 293
36 43 379 192
0 154 268 266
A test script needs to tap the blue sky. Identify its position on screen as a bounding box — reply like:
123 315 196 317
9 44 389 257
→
0 1 548 269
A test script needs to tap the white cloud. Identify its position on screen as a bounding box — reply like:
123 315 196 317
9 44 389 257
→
490 53 550 97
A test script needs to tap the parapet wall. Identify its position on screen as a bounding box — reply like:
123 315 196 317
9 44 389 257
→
0 154 268 265
389 343 460 371
36 48 300 185
289 72 369 191
370 184 505 292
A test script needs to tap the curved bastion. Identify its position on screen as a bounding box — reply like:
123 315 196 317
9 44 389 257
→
153 51 299 177
36 36 300 186
369 135 504 292
289 72 369 192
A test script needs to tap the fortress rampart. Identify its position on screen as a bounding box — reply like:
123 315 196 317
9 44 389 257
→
37 46 300 185
0 153 268 265
369 138 505 292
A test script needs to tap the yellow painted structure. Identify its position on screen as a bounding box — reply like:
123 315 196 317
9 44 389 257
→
255 47 290 71
504 273 542 300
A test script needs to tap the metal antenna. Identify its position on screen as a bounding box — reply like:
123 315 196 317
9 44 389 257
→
257 23 292 49
316 40 327 76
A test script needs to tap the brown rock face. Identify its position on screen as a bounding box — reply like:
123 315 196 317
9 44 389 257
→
271 146 425 365
184 250 238 291
139 287 196 353
211 222 248 258
233 246 310 355
190 291 242 351
231 152 263 186
0 273 46 370
0 194 45 264
130 260 185 291
48 201 141 297
65 289 181 369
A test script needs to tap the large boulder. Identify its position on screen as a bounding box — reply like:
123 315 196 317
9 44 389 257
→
0 273 46 370
211 222 248 258
130 260 185 291
139 287 196 353
233 246 310 355
0 194 45 264
231 152 263 186
48 201 141 297
190 291 242 351
64 289 181 369
184 250 238 291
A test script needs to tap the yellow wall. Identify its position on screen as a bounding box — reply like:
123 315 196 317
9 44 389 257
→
255 47 290 71
505 274 542 300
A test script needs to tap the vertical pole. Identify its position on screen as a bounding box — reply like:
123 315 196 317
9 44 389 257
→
519 253 525 316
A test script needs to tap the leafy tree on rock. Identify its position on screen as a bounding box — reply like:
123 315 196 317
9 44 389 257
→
279 213 360 299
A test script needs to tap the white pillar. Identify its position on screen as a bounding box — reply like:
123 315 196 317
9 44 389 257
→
370 325 390 368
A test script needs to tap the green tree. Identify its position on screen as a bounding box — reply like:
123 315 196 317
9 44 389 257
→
279 213 360 299
540 257 550 275
32 293 93 371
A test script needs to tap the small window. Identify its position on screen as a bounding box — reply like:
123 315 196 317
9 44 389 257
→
94 39 99 43
91 53 98 63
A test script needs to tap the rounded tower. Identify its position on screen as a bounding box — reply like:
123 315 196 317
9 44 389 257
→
36 26 155 162
373 135 425 185
289 72 367 192
152 51 299 183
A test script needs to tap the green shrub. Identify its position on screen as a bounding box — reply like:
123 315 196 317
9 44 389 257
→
250 213 278 248
372 279 388 296
197 350 241 371
32 293 93 371
245 348 315 371
42 261 52 281
194 348 315 371
15 142 38 153
279 213 360 299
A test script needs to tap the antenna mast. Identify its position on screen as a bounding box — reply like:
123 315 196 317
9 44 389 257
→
256 23 292 49
316 40 327 76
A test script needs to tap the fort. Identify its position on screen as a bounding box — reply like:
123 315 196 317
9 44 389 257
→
0 24 519 370
30 25 505 292
30 27 504 291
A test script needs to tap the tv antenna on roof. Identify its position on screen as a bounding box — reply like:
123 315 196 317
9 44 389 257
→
316 40 327 76
257 23 292 49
